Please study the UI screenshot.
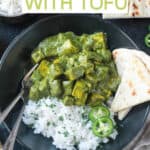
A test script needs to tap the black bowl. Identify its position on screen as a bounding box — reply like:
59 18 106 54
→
0 15 149 150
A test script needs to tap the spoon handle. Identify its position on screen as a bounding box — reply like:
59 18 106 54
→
3 104 25 150
0 90 24 124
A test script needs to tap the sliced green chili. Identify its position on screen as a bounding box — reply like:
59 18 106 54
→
92 117 114 138
89 106 110 122
145 34 150 48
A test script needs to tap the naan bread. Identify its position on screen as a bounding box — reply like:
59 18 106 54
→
103 0 150 18
144 0 150 16
112 49 132 120
128 0 145 17
111 49 150 112
115 49 150 119
118 108 131 120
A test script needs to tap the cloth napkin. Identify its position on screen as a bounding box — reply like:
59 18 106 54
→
0 141 2 150
124 112 150 150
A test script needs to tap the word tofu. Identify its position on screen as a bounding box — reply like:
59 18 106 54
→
22 0 128 13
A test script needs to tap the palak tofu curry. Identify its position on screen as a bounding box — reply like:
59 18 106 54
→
29 32 120 106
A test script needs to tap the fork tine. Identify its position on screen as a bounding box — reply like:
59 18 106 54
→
23 64 39 82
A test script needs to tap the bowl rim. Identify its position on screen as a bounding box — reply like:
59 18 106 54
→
0 14 149 150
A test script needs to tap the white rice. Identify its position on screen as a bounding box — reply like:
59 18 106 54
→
0 0 21 16
23 98 118 150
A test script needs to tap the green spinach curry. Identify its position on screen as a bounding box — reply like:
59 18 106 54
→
29 32 120 106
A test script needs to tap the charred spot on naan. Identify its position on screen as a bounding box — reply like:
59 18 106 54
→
131 2 140 16
128 81 136 96
135 56 150 85
128 81 133 88
147 89 150 94
131 90 136 96
133 3 138 9
112 51 118 60
139 58 150 74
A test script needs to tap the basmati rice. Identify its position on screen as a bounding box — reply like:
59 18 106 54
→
23 97 118 150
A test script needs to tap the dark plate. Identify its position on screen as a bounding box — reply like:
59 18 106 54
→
0 15 149 150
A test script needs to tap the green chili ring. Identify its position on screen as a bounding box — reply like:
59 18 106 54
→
145 34 150 48
89 106 110 122
92 117 114 138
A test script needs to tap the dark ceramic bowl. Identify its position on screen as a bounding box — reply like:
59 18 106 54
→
0 15 149 150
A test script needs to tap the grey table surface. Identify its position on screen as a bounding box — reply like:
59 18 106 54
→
0 15 150 150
